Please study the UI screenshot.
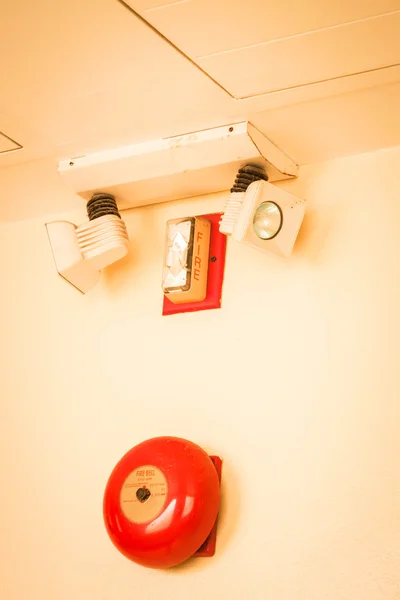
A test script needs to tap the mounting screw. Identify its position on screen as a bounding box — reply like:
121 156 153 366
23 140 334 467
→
210 256 217 262
69 161 74 167
228 127 234 132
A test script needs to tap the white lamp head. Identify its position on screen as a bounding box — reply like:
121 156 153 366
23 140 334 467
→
220 166 306 258
232 180 306 257
46 193 129 293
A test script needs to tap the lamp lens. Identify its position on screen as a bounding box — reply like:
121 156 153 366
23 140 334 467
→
253 202 282 240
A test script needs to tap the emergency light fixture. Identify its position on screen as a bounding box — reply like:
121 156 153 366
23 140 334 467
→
48 123 302 297
46 193 129 293
220 168 306 258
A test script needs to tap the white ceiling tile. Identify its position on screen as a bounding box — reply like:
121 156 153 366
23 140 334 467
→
241 64 400 115
197 12 400 98
127 0 400 57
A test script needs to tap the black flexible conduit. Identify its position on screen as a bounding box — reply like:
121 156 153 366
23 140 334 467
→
230 164 269 193
86 193 121 221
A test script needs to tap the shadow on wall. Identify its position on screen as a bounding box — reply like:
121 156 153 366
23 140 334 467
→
169 458 241 574
293 204 339 263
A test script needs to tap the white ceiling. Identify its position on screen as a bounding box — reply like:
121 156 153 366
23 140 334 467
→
0 0 399 220
126 0 400 98
130 0 399 55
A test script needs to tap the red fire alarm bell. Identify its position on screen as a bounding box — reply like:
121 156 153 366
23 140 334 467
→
103 437 221 569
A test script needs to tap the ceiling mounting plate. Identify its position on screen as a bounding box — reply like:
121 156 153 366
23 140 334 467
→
58 122 298 211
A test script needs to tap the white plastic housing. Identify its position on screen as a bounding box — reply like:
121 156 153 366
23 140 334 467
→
58 122 298 211
232 180 306 258
46 215 129 293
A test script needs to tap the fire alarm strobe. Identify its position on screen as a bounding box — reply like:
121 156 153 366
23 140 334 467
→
103 437 222 569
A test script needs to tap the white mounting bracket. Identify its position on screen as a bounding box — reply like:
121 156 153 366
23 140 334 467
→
58 122 298 211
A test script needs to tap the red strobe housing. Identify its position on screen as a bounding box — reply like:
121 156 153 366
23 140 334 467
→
103 437 221 569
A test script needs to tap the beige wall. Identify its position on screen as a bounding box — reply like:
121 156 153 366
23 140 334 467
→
0 146 399 599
